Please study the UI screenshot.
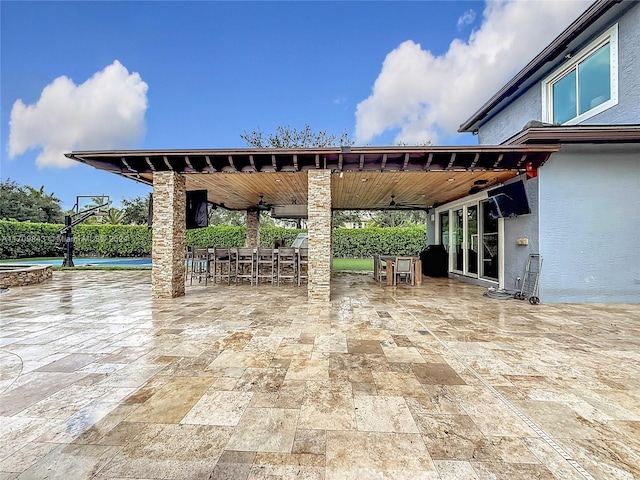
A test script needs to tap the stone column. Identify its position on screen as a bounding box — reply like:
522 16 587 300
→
307 170 332 302
152 171 186 298
246 209 260 247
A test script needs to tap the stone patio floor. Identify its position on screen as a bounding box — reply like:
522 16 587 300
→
0 271 639 480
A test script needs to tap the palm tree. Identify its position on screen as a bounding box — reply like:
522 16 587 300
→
103 208 125 225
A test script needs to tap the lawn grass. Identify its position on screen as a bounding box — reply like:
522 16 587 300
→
332 257 373 271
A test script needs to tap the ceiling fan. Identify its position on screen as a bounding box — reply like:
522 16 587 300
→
376 195 427 210
251 195 273 211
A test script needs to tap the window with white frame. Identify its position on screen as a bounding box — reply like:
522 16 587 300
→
542 24 618 125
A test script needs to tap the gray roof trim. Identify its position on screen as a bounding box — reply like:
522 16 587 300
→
504 124 640 145
458 0 624 133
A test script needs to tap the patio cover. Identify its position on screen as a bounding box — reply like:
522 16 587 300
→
65 145 559 210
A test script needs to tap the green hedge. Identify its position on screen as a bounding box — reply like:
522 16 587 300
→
0 221 426 259
73 225 152 257
0 220 63 259
333 227 426 258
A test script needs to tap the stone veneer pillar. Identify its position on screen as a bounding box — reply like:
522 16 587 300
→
307 170 332 302
246 209 260 247
152 171 186 298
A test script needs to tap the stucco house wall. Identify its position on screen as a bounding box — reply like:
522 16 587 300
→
502 175 540 291
538 144 640 303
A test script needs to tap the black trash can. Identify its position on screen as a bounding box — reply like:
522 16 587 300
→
421 245 448 277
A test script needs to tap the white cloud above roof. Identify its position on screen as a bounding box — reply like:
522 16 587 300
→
8 60 148 168
354 0 592 145
457 9 477 29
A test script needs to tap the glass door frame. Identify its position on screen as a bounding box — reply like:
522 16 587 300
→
435 191 503 286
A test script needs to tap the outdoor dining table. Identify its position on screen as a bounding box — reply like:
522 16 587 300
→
381 255 423 287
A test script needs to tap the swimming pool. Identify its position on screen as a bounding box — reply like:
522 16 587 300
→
1 257 152 268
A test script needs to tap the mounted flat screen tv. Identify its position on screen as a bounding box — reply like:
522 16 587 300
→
186 190 209 229
487 180 530 219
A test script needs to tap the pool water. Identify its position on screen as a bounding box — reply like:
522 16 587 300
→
1 257 152 267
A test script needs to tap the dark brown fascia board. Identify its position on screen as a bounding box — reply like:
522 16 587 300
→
505 125 640 145
65 144 558 159
458 0 623 133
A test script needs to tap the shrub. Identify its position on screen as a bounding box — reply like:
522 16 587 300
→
0 220 63 259
0 220 426 260
333 227 426 258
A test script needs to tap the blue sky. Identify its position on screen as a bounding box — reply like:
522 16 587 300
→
1 1 589 210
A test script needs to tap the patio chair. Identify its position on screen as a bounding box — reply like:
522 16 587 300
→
374 254 388 283
277 247 297 285
235 247 255 285
256 248 277 284
394 257 414 285
297 248 308 286
189 247 210 285
212 247 234 285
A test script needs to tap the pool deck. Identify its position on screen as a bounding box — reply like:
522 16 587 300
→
0 271 639 479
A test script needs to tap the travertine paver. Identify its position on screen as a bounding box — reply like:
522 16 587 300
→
0 270 639 479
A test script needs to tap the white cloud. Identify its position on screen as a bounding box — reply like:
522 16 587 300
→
354 0 592 145
457 9 477 29
8 60 148 168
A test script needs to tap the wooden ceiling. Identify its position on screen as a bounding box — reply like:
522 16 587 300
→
67 145 559 211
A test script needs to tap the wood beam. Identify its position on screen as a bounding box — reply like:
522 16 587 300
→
249 154 256 171
470 153 480 170
228 155 236 171
184 156 194 172
446 153 457 170
493 153 504 168
359 154 365 171
402 153 410 171
315 154 320 169
516 153 528 168
163 156 173 170
424 153 433 170
381 154 387 171
205 156 216 172
293 154 298 171
145 156 156 171
121 158 137 173
272 154 277 171
338 154 343 171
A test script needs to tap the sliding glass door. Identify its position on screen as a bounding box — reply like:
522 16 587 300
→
438 197 500 283
452 208 464 273
480 200 498 281
466 205 478 275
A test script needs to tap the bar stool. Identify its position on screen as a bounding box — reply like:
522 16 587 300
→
189 247 209 285
235 247 255 285
297 248 308 286
277 247 297 285
256 248 276 284
212 247 234 285
185 246 193 282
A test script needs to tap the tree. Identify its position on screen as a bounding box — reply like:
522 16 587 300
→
121 195 150 225
370 210 427 228
333 210 367 228
208 207 245 226
103 208 125 225
0 179 64 223
241 124 354 149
